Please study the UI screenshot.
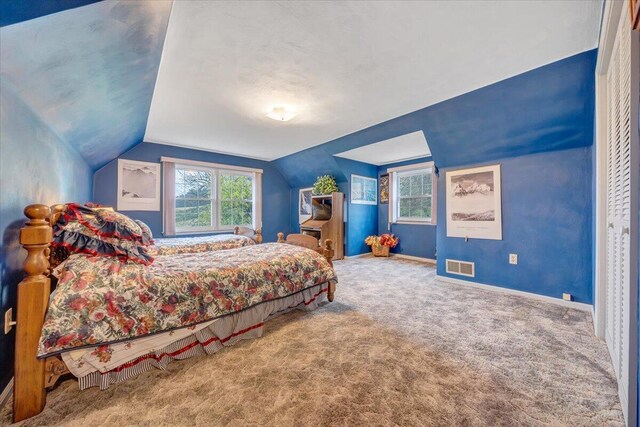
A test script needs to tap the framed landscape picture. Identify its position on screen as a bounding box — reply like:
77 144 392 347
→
379 173 389 204
351 174 377 205
446 164 502 240
299 187 313 224
117 159 161 211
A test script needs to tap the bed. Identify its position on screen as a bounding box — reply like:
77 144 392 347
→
148 226 261 256
12 204 337 422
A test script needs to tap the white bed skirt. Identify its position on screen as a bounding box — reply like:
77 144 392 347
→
61 282 330 390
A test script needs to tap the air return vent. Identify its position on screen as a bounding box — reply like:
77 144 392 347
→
446 259 475 277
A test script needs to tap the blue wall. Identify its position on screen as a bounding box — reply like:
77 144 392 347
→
93 142 293 242
0 0 103 27
0 0 171 168
286 158 378 257
378 157 437 259
0 82 93 393
275 50 596 260
335 158 379 256
275 50 596 173
436 146 593 304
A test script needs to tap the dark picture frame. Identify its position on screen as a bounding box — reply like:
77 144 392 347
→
379 174 389 204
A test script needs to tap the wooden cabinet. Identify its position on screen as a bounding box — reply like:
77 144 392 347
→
300 192 344 260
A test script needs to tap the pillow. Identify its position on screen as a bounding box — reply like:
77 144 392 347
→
234 226 255 237
93 208 144 242
63 203 145 244
134 220 154 246
52 221 154 265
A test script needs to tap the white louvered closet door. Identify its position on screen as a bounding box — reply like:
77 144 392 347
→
605 6 632 415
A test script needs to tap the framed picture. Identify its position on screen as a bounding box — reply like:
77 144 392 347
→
446 164 502 240
351 174 377 205
379 173 389 204
117 159 161 211
299 187 313 224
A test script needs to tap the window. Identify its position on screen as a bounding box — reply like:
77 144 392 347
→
219 172 254 228
389 163 436 224
175 167 215 230
162 157 262 235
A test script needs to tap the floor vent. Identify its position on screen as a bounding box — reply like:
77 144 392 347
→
446 259 475 277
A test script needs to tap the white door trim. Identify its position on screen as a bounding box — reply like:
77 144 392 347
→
594 71 608 339
629 24 640 427
595 2 639 425
594 0 624 341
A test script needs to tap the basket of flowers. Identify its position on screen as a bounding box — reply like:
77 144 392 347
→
364 234 399 257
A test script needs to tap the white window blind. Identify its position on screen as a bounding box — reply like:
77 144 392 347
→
161 157 262 235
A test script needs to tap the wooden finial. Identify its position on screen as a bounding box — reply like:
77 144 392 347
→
324 239 333 251
234 226 240 235
323 238 334 258
20 205 52 278
256 228 263 244
277 232 285 243
24 204 50 226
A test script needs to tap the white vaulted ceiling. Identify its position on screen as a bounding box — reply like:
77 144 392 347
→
334 131 431 166
145 0 602 161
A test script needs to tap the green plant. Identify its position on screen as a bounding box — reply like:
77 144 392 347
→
313 175 339 195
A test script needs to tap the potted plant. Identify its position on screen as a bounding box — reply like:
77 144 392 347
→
365 233 399 257
313 175 339 195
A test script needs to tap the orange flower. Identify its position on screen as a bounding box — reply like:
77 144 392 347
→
365 234 398 248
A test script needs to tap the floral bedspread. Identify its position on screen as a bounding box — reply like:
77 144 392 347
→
148 234 255 256
39 243 336 357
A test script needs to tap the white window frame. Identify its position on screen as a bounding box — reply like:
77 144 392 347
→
162 157 262 235
216 169 256 232
351 174 378 205
388 162 436 226
174 164 217 233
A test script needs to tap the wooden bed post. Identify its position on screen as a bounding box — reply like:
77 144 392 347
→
277 232 285 243
323 239 336 302
13 205 52 422
255 228 263 244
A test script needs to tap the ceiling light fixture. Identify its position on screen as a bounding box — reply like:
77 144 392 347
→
266 107 296 122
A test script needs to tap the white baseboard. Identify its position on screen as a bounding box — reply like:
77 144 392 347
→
342 253 372 260
343 253 436 265
391 254 437 264
0 377 13 413
435 275 592 312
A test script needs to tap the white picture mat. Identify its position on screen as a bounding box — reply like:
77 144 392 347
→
351 174 377 205
299 187 313 224
117 159 161 211
446 164 502 240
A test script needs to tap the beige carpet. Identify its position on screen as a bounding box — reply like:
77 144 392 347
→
2 256 624 426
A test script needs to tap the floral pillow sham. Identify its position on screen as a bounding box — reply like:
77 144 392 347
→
52 203 154 265
61 203 151 245
52 221 154 265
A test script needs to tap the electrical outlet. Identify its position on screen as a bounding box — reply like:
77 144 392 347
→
509 253 518 265
563 293 572 301
4 308 15 335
